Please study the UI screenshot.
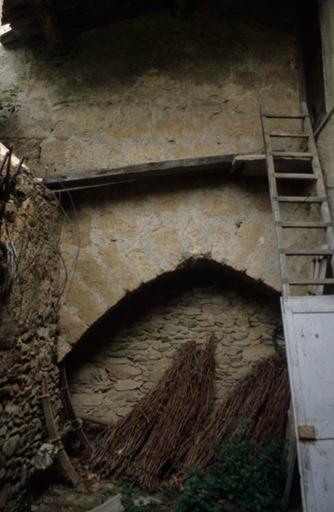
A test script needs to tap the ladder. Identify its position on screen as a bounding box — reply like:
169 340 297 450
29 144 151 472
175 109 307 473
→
261 103 334 512
261 102 334 296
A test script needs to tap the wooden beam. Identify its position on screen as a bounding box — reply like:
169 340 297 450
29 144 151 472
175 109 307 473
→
0 3 41 46
43 154 232 192
29 0 65 51
41 375 79 485
0 143 29 173
170 0 193 18
0 23 14 44
43 154 267 193
0 27 19 45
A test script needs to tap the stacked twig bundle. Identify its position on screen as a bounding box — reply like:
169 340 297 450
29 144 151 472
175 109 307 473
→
183 357 290 471
92 337 216 488
92 337 289 490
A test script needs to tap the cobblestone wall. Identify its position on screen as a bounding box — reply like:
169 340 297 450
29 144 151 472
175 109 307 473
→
0 167 63 512
69 275 280 424
0 326 61 511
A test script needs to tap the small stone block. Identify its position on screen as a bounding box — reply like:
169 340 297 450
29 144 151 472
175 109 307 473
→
89 494 124 512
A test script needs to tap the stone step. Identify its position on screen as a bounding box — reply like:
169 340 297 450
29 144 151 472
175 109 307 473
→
89 494 124 512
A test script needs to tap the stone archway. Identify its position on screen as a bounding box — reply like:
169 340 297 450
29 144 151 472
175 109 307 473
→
58 178 281 361
65 259 281 425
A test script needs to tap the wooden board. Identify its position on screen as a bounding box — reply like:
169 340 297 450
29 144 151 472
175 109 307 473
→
0 143 29 172
43 154 236 192
281 295 334 512
43 153 269 193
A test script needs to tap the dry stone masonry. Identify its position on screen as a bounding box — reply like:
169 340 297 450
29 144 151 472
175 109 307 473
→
0 167 64 512
69 279 280 424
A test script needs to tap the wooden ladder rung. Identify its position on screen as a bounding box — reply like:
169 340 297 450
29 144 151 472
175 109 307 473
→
261 105 334 299
279 221 332 229
264 113 308 119
286 278 334 286
282 249 334 256
272 151 313 159
276 196 325 203
270 132 309 138
274 173 317 180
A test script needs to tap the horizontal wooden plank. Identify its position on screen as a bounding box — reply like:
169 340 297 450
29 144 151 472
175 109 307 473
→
286 279 334 286
282 249 334 256
272 151 313 159
43 153 267 192
274 173 317 180
264 113 307 119
279 221 331 228
276 196 324 203
270 132 309 138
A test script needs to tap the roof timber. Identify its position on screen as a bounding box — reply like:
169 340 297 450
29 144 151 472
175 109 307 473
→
43 153 267 193
0 142 29 172
29 0 65 51
1 0 186 46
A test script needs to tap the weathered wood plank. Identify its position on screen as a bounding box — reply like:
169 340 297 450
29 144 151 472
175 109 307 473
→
43 153 267 192
41 375 79 485
60 367 93 457
0 142 29 172
282 296 334 512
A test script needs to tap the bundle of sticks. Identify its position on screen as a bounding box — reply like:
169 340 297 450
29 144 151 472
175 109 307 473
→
92 337 216 489
92 339 290 490
184 357 290 470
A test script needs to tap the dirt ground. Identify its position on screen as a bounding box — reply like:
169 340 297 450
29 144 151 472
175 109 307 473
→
31 466 302 512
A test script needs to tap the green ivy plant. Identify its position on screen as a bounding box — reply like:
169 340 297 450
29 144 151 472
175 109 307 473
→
0 84 20 122
176 440 287 512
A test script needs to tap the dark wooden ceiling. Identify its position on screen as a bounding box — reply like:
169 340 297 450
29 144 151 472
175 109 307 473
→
1 0 297 50
1 0 192 49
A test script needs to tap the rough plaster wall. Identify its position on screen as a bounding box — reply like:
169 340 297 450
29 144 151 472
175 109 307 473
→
318 119 334 207
59 177 282 360
60 170 318 360
0 4 301 359
317 0 334 213
69 282 279 424
319 0 334 110
0 8 299 175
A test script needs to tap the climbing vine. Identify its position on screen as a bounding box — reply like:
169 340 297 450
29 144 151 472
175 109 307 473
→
0 84 20 123
176 440 286 512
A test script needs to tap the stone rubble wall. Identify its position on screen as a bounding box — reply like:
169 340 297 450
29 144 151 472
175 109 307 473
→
0 326 61 511
69 281 280 424
0 169 64 512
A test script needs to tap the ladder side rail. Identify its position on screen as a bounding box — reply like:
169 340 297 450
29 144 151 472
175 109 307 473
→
260 106 290 296
302 102 334 278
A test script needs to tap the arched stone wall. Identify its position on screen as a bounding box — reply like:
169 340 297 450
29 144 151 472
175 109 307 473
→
66 261 281 424
58 178 280 360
